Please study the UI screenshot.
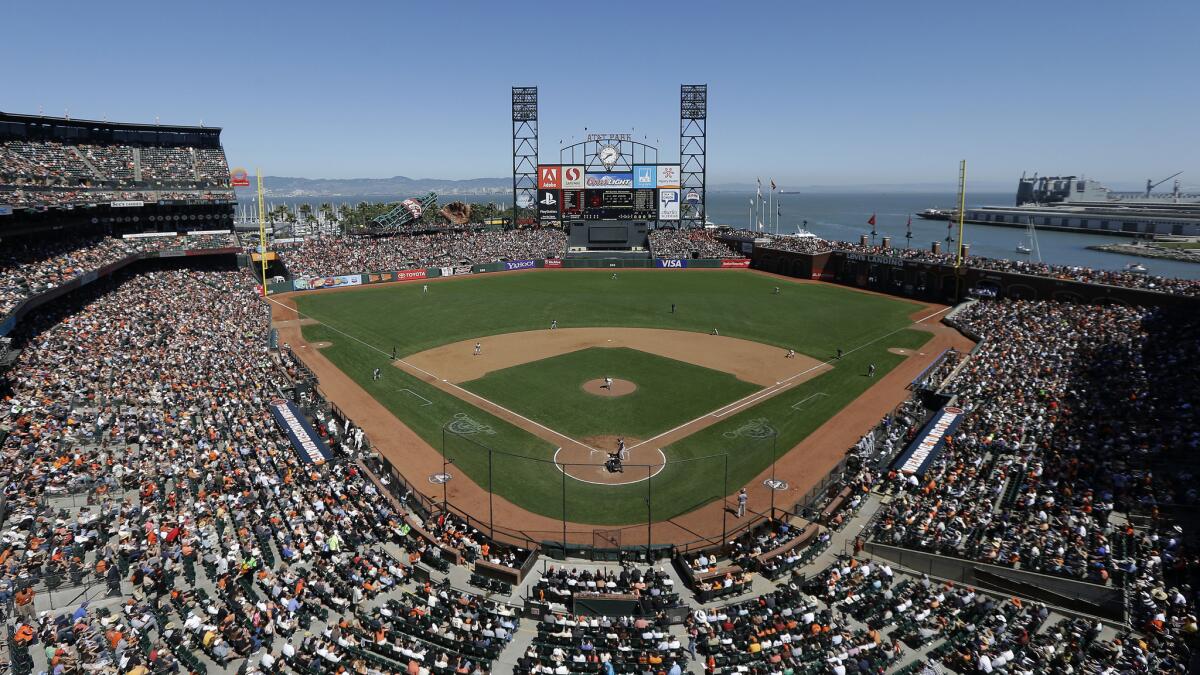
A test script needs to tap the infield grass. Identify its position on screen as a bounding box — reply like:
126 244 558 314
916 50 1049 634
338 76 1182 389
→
296 270 932 525
461 347 760 440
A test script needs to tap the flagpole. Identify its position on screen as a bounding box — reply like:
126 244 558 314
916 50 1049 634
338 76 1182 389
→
768 183 773 236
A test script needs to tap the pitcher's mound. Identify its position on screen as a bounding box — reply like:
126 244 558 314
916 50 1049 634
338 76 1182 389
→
582 378 637 397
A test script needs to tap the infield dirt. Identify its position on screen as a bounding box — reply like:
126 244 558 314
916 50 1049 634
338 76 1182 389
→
269 270 974 548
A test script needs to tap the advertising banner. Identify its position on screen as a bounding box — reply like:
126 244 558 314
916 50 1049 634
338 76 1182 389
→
0 206 12 216
656 165 681 188
110 200 145 208
438 267 455 277
293 274 363 291
230 168 251 187
537 189 560 222
656 259 689 269
366 272 397 284
504 260 537 271
684 190 701 205
545 258 563 268
561 166 585 190
538 165 561 189
561 189 584 217
892 406 965 476
395 269 427 282
585 172 633 189
633 166 657 189
720 258 751 268
658 188 680 220
269 399 333 465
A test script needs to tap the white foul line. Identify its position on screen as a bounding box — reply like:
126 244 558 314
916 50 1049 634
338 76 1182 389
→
267 295 602 453
625 305 953 452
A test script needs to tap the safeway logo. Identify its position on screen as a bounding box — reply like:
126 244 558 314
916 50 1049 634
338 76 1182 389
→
538 166 561 189
562 166 584 189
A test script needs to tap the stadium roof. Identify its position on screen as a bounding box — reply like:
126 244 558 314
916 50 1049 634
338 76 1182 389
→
0 110 222 135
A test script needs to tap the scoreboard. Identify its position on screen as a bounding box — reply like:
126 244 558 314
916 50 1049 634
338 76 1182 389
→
538 164 681 222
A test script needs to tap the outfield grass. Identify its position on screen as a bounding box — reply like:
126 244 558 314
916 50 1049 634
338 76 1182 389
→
296 270 932 525
461 347 760 440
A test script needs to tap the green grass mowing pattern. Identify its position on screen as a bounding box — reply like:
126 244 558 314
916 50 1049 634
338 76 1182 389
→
295 271 934 525
460 347 760 440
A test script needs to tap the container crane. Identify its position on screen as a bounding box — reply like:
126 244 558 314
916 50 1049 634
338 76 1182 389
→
1145 171 1182 197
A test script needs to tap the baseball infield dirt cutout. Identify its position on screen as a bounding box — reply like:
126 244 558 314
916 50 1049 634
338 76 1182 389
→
554 435 667 485
581 378 637 397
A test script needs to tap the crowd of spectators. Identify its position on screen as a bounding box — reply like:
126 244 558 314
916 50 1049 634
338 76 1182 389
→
281 228 567 278
873 299 1199 585
756 234 1200 297
0 214 1196 673
1 139 233 209
649 228 743 259
0 231 238 317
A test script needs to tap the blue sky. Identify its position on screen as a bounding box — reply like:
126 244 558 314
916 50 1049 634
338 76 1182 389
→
3 1 1198 189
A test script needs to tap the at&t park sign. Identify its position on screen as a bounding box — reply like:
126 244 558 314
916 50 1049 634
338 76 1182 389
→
586 133 632 141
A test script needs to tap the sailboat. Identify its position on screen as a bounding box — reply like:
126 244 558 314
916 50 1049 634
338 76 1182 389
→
1016 216 1039 258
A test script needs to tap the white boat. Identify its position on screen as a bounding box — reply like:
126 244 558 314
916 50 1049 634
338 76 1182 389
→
1124 263 1148 273
1018 217 1041 260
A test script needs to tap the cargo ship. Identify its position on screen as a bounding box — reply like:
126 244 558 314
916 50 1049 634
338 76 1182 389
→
921 174 1200 237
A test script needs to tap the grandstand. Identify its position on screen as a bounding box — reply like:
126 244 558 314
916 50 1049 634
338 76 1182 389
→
0 114 1197 674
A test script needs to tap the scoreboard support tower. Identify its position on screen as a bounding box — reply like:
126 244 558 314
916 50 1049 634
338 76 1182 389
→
512 87 539 226
680 85 707 229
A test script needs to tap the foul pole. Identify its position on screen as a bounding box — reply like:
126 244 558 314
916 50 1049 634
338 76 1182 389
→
955 160 967 267
257 169 269 296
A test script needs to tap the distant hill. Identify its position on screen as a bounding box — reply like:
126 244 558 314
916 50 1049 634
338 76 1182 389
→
235 175 511 198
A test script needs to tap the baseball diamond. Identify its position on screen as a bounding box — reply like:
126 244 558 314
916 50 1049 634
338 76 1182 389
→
277 269 951 529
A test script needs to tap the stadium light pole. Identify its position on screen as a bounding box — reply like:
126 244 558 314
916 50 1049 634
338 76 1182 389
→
442 457 455 514
721 454 729 546
561 463 567 558
488 449 494 542
645 462 653 562
769 431 778 521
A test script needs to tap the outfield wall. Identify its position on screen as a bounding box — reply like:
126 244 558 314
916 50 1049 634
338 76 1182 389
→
276 257 753 295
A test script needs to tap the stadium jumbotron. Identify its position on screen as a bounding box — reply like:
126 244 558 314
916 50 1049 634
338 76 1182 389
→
0 89 1197 675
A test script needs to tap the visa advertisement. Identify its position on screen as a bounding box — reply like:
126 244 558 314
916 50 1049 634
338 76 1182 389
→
585 172 633 189
656 259 688 269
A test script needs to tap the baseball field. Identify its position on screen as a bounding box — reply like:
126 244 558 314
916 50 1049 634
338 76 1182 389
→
285 269 937 527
